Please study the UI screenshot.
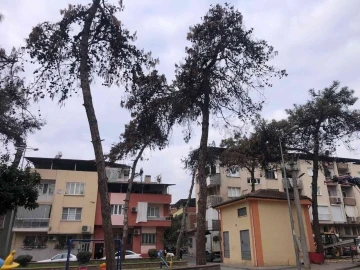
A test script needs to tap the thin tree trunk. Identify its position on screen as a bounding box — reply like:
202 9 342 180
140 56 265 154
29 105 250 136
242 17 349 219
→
196 89 210 266
176 171 195 260
79 2 115 269
12 137 25 168
250 166 255 192
121 146 145 260
312 139 322 253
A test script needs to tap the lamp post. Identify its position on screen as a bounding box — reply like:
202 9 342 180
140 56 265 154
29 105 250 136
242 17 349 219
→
279 137 301 270
4 145 39 255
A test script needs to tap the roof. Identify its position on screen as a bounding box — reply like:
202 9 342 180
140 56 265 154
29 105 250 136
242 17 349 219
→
172 198 196 208
213 189 311 209
26 156 129 172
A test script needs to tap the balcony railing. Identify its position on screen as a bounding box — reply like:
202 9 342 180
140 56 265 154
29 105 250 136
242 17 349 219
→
282 178 303 189
343 197 356 206
206 219 220 231
207 195 223 207
14 218 49 229
207 174 221 187
147 216 168 221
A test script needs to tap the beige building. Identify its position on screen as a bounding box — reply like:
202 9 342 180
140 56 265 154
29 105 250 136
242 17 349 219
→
11 157 129 261
195 148 360 255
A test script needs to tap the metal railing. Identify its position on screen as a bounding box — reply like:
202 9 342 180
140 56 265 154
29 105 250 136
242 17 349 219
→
14 218 50 228
147 216 167 221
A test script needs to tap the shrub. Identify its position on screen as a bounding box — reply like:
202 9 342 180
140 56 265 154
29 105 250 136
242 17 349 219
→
148 249 158 259
14 255 33 267
76 251 92 264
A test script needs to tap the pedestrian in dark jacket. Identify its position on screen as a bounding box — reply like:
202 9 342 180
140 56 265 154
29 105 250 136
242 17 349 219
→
179 248 183 260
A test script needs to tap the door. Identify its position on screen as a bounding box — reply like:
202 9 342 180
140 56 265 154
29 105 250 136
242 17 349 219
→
94 243 104 259
240 230 251 260
223 231 230 258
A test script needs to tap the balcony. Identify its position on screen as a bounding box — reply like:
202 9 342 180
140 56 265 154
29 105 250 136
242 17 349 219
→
282 178 303 189
147 216 170 221
206 219 220 231
343 197 356 206
207 174 221 187
207 195 223 207
13 218 49 232
329 196 342 205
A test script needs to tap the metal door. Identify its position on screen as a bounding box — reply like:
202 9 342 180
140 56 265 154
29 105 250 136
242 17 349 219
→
240 230 251 260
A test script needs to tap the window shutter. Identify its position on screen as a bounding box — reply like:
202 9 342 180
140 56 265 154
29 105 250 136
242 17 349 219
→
331 205 344 222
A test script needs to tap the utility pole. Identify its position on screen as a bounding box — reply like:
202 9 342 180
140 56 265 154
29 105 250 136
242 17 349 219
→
290 160 311 269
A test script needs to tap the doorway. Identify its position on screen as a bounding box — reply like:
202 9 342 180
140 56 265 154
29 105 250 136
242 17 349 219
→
240 230 251 260
94 243 104 259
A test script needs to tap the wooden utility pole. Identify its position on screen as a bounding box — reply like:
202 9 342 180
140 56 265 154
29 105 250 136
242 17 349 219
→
290 160 311 269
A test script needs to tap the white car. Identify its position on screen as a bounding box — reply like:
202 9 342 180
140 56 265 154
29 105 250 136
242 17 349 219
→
101 250 142 260
37 253 77 263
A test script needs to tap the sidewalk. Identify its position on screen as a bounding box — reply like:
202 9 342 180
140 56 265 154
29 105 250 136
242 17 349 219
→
221 262 360 270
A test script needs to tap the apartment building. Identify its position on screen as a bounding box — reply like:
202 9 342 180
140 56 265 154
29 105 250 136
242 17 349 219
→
11 157 129 261
94 175 173 257
195 148 360 255
10 157 174 260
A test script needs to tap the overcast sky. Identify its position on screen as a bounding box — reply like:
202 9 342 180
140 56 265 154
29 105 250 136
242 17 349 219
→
1 0 360 203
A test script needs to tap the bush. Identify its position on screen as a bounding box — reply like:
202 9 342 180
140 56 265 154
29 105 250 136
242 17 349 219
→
14 255 33 267
148 249 158 259
76 251 92 264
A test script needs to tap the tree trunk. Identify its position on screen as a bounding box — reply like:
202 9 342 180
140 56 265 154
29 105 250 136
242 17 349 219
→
12 137 25 168
176 171 195 260
79 2 115 269
250 166 255 192
196 90 210 266
121 146 145 260
312 148 322 253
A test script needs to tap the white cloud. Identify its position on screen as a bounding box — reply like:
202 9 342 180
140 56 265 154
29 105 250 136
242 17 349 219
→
1 0 360 203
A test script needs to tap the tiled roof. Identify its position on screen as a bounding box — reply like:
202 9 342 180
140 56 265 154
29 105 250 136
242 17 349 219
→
213 189 311 208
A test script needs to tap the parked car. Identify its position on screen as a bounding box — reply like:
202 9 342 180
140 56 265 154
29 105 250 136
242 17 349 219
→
101 250 142 260
37 253 77 263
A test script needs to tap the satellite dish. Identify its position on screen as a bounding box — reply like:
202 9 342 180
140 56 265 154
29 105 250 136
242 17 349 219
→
54 151 62 159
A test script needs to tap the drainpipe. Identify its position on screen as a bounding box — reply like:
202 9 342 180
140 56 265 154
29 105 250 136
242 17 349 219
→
245 198 257 266
216 209 223 263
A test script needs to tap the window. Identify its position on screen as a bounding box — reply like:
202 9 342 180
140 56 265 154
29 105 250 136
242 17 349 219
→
265 170 277 179
38 183 55 195
247 178 260 185
62 208 82 221
311 186 321 196
223 231 230 258
147 206 160 217
237 207 247 217
318 206 330 221
65 182 85 195
141 233 156 244
352 227 357 236
226 167 240 177
331 205 345 222
111 205 124 215
0 215 5 229
23 235 48 248
228 187 240 198
344 227 352 236
307 168 313 177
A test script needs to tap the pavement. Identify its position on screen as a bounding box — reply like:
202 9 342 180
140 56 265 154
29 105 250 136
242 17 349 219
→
183 255 360 270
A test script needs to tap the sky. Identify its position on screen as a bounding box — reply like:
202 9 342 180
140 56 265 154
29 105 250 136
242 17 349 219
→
1 0 360 203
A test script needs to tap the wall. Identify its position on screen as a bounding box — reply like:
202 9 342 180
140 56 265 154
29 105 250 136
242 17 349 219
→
257 199 314 266
220 201 253 266
0 211 13 257
46 170 98 235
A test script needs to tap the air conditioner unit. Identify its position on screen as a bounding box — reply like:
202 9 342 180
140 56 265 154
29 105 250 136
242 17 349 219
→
336 198 342 204
131 207 137 213
134 229 141 235
48 235 57 241
81 225 91 233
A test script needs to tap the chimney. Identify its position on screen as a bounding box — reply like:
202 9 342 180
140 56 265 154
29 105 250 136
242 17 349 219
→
144 175 151 183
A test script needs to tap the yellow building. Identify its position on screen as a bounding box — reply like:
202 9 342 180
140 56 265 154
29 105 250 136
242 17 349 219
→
214 189 315 267
11 157 129 261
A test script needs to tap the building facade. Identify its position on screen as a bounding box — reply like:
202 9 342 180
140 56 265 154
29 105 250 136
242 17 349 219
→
10 157 173 261
195 149 360 256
